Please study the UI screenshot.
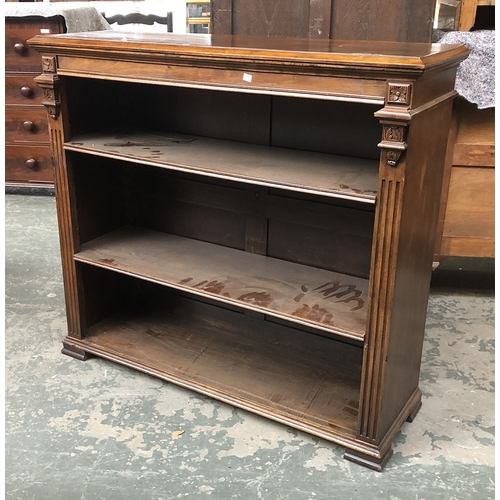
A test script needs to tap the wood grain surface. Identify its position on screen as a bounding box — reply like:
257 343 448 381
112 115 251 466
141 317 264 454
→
75 226 369 340
65 131 379 203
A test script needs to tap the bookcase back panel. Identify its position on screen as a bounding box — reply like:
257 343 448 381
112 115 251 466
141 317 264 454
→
79 261 132 330
65 78 272 146
268 219 372 279
143 86 272 146
70 153 130 245
139 196 247 251
70 152 374 279
135 166 374 276
64 78 133 137
271 97 381 160
64 77 382 162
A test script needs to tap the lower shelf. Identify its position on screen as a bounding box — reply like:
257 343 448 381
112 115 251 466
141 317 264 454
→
67 301 363 443
75 226 368 341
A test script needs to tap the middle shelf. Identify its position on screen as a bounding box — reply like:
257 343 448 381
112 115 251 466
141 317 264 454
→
75 225 369 341
65 130 379 203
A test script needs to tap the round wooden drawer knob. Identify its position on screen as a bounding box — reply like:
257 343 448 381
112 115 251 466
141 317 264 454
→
14 43 26 54
20 86 33 97
23 121 35 131
26 159 38 169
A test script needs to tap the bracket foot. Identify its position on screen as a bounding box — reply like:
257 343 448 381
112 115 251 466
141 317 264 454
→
344 447 393 472
406 399 422 423
62 343 91 361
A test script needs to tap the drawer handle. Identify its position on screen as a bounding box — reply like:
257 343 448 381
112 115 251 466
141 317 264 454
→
14 42 26 54
23 121 35 131
20 86 33 97
26 159 38 169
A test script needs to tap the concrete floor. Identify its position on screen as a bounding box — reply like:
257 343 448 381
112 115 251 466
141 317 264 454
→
5 194 495 499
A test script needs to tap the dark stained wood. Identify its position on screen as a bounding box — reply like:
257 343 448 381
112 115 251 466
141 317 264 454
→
75 226 369 341
245 214 268 255
331 0 435 42
268 218 372 279
5 106 49 142
65 131 379 203
5 144 53 183
271 97 380 159
211 0 233 34
39 74 86 340
69 153 374 281
142 86 272 146
134 166 374 276
69 153 129 245
31 30 466 470
5 74 45 105
78 262 131 331
212 0 436 42
377 100 455 440
6 19 65 72
231 0 311 38
68 264 365 448
434 95 459 261
29 31 468 71
141 196 246 250
5 17 65 190
308 0 333 38
435 97 495 258
71 280 364 440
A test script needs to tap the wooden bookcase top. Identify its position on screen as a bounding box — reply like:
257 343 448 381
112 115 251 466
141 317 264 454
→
28 32 469 109
29 31 469 75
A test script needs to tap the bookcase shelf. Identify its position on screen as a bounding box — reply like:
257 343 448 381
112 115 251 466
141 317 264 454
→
29 31 468 471
67 297 363 443
65 131 379 203
75 225 369 341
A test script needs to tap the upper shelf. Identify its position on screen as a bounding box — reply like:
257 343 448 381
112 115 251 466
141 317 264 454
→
65 131 379 203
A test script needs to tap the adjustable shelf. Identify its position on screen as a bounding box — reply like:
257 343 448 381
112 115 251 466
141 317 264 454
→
65 131 379 203
75 225 368 341
30 31 468 470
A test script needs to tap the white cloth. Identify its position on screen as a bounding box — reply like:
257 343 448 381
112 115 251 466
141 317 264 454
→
436 30 495 109
5 4 111 33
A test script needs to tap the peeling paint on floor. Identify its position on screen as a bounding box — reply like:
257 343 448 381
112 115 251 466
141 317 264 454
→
5 195 495 500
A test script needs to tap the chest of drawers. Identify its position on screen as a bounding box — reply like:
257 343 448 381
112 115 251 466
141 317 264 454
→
5 16 66 190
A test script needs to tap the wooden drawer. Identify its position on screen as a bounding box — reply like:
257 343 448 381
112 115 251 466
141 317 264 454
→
6 19 64 72
5 73 45 105
435 97 495 258
5 144 53 183
6 106 50 143
440 165 495 257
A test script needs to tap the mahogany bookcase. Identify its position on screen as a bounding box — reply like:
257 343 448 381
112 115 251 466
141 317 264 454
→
29 31 468 470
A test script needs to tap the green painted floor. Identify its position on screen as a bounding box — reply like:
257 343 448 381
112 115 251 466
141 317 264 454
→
5 194 495 500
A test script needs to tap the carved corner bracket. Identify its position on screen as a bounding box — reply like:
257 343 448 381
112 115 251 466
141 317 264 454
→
34 56 60 120
374 82 414 168
377 124 408 167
